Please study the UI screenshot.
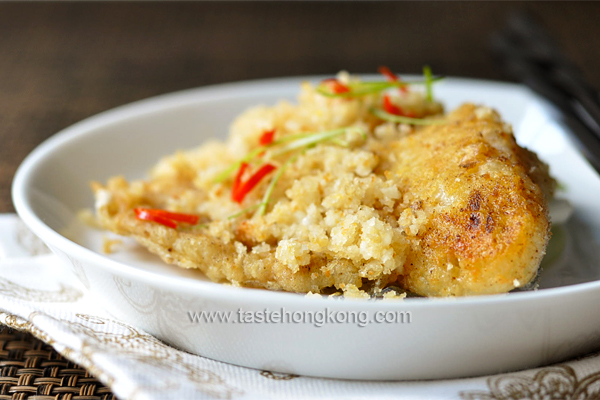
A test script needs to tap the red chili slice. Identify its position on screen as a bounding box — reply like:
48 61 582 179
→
146 209 199 224
232 163 276 204
383 95 416 118
134 208 200 229
134 208 178 229
383 94 403 115
321 78 350 94
378 66 398 82
259 129 276 145
378 65 408 93
232 162 249 201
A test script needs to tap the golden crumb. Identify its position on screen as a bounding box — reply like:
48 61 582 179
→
77 208 102 229
102 237 123 254
382 291 408 301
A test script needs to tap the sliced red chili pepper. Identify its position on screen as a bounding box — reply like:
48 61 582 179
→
259 129 276 145
134 208 178 229
383 94 403 115
166 212 199 224
378 65 408 93
134 208 200 228
232 162 249 201
321 78 350 94
139 208 200 224
378 66 398 82
232 163 276 204
383 95 416 118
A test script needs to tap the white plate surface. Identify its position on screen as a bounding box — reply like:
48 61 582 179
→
12 76 600 380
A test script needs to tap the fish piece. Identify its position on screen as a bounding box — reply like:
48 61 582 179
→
389 104 553 296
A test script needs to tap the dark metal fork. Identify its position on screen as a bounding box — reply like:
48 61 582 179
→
492 12 600 172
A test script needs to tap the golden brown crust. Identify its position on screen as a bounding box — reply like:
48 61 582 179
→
390 104 551 296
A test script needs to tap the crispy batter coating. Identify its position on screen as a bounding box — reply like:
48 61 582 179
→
389 104 553 296
92 87 552 297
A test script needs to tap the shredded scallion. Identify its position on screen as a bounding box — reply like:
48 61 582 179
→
369 107 445 125
423 65 433 102
317 77 443 98
228 203 265 219
256 154 300 217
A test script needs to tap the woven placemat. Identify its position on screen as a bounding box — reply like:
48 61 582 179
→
0 325 116 400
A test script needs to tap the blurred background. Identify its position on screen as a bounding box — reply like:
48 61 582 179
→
2 1 600 212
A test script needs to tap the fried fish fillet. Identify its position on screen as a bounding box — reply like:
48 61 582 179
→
92 102 552 297
388 104 553 296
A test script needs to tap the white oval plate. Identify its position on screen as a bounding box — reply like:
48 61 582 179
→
12 76 600 380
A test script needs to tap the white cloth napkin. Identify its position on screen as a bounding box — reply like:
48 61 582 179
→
1 213 600 400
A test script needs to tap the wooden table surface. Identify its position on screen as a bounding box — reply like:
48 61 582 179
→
2 1 600 213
